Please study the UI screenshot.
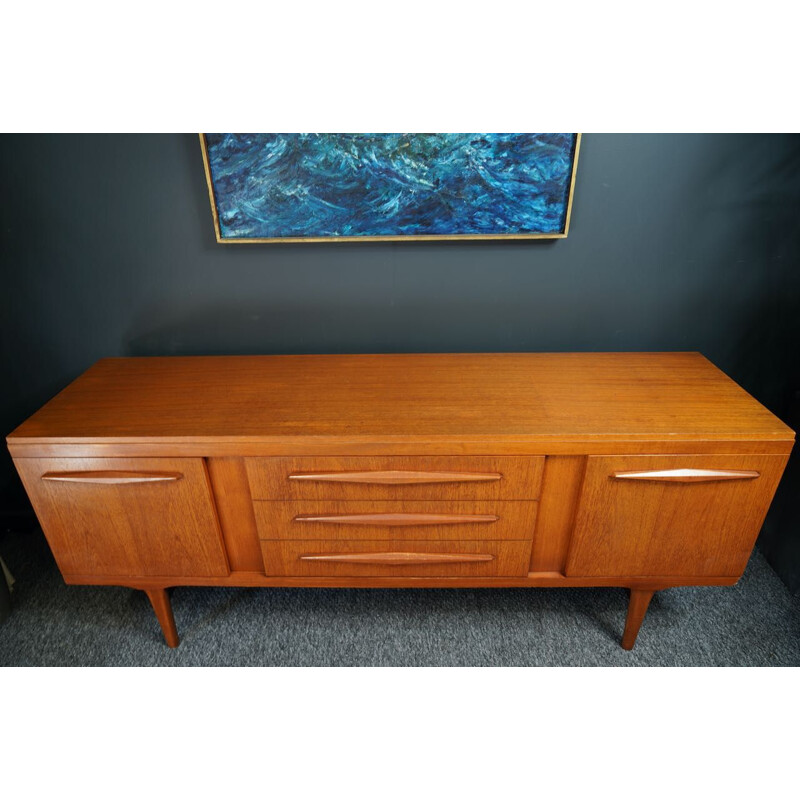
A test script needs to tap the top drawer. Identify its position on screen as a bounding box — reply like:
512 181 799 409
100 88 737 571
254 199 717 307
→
245 456 545 501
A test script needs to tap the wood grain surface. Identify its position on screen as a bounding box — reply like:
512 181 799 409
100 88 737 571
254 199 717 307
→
7 354 794 452
529 455 586 572
205 457 263 572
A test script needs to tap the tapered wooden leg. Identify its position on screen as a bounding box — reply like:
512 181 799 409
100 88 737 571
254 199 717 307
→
145 588 180 647
621 588 655 650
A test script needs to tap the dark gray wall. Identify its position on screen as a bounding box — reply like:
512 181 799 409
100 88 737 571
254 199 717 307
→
2 134 798 588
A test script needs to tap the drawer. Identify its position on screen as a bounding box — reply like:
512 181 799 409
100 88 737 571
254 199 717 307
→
245 456 544 500
261 539 533 577
566 454 790 577
253 500 537 541
13 457 229 578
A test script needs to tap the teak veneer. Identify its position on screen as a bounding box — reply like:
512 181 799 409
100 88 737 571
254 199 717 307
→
7 353 794 650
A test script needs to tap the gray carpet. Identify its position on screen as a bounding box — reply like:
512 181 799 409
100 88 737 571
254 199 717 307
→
1 527 798 666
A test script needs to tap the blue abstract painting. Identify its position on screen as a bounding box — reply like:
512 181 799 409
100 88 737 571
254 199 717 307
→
202 133 579 241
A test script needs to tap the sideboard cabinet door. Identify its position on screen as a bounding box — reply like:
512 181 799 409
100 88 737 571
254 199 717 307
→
565 455 788 578
14 458 229 579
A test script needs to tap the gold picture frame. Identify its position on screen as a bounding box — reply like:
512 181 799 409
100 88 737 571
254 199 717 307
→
200 133 581 244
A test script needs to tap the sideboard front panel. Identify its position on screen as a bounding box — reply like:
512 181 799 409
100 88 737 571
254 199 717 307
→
565 454 789 577
14 457 229 579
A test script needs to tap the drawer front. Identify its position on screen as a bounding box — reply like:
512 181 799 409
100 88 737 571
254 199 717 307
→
254 500 537 541
14 457 229 579
261 539 532 577
245 456 544 501
566 454 789 578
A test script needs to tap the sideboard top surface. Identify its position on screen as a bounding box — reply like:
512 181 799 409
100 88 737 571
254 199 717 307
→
7 353 794 451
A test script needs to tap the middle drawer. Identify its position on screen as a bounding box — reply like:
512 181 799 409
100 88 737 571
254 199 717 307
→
253 500 538 541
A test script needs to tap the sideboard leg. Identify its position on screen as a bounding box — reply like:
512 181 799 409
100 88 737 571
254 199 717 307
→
621 588 655 650
145 588 180 647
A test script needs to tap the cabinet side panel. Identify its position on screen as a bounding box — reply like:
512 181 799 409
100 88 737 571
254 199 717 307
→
206 457 264 572
530 456 586 573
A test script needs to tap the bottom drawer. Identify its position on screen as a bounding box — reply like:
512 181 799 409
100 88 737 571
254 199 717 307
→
261 539 532 577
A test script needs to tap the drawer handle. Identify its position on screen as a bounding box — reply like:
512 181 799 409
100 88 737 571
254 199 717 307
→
612 468 760 483
293 512 499 526
41 471 183 484
299 552 495 565
288 470 502 485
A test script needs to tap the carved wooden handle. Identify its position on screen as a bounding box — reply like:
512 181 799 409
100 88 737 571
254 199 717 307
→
41 471 183 484
612 468 760 483
293 512 499 526
288 470 502 485
299 552 495 565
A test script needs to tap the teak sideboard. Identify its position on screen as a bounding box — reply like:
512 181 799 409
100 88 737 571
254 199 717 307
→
6 353 794 650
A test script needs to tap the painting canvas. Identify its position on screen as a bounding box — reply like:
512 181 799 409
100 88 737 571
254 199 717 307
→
201 133 580 243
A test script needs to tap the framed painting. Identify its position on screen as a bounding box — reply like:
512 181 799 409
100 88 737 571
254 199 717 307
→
200 133 581 243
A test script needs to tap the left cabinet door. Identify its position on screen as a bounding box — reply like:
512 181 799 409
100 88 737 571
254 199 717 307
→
14 458 229 579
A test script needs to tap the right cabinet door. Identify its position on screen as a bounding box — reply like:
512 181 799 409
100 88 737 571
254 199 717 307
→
565 454 789 578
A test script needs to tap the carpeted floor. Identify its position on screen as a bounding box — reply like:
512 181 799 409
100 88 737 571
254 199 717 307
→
1 527 798 666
